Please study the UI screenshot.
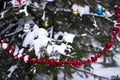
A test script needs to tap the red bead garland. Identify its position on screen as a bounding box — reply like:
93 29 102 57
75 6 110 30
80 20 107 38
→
0 23 120 66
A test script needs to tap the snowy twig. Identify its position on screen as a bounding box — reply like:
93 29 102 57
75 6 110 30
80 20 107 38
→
84 0 93 9
0 10 8 19
19 5 29 16
84 13 114 23
4 28 23 37
47 6 114 23
7 64 18 78
72 67 109 80
48 7 71 12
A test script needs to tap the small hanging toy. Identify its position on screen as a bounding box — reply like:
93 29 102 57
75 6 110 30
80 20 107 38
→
14 0 26 7
96 4 103 15
41 11 49 28
42 20 49 28
71 4 79 15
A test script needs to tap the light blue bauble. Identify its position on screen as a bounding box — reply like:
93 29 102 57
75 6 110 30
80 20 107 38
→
96 8 103 15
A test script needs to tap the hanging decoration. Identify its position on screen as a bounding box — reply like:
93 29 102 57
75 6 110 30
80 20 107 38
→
71 4 79 15
71 4 90 16
41 11 49 28
96 4 103 15
42 20 49 28
11 0 26 7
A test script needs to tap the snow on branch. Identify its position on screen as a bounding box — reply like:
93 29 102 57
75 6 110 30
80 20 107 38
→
7 65 17 78
21 24 75 59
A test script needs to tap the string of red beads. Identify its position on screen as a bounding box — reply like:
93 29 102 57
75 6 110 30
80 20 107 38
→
0 25 119 67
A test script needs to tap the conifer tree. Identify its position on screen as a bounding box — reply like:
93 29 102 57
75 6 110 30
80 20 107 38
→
0 0 120 80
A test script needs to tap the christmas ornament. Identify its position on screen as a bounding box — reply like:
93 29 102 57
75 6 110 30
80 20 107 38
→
12 0 26 7
96 4 103 15
42 21 49 28
41 11 49 27
71 4 90 16
71 4 79 15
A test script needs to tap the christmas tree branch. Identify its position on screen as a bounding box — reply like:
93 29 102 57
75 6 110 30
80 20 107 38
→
72 66 109 80
4 28 23 37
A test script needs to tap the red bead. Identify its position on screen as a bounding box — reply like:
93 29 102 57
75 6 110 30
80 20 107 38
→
87 59 91 63
10 49 15 55
5 45 11 51
105 42 112 49
100 50 105 55
114 5 119 12
79 61 83 66
15 53 19 57
42 59 47 64
67 61 71 65
116 16 120 23
72 60 78 66
91 56 97 62
97 54 102 58
20 55 24 60
0 38 3 44
83 60 87 64
31 59 37 64
113 27 119 33
115 23 120 26
56 61 61 66
48 59 55 66
37 59 41 63
61 60 67 64
27 56 31 63
112 31 117 36
109 39 114 43
17 0 21 5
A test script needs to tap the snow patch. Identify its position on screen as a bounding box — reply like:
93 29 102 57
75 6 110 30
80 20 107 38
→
7 65 17 78
72 4 90 17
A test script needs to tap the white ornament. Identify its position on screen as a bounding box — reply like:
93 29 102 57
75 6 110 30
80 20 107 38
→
72 4 79 10
13 52 18 56
72 4 90 16
24 55 29 63
17 54 23 58
2 43 8 49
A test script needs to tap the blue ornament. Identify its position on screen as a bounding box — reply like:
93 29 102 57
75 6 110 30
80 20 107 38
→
96 5 103 15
